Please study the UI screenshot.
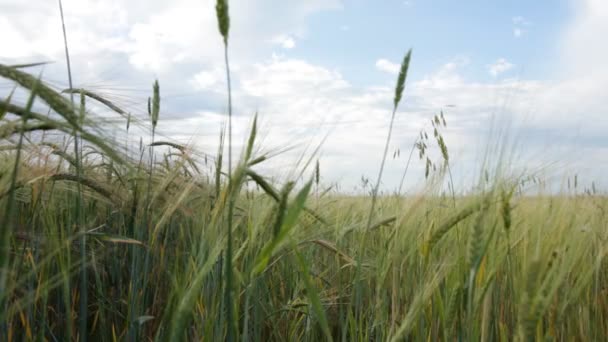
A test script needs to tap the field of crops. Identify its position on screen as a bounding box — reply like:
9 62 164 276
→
1 1 607 341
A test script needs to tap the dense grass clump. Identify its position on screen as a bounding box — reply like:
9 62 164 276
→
1 2 608 341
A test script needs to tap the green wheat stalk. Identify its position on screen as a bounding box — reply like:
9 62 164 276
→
215 0 237 340
57 0 82 339
366 49 412 229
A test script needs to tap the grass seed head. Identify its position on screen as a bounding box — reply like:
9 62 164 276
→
500 188 513 231
468 208 486 269
216 0 230 45
315 160 320 186
438 135 449 162
152 80 160 129
393 49 412 109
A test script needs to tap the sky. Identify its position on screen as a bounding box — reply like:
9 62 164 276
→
0 0 607 193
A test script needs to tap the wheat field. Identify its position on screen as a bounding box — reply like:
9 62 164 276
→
1 1 607 341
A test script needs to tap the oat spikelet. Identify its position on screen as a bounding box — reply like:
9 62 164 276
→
437 135 449 162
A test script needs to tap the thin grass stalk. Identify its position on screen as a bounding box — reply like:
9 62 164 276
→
355 49 411 326
58 0 74 106
57 1 84 338
0 80 39 337
216 126 225 200
143 80 160 296
397 139 418 195
225 46 233 181
216 0 236 339
447 163 456 206
75 91 87 342
222 35 236 342
7 61 54 69
63 88 129 119
127 81 159 341
366 49 412 230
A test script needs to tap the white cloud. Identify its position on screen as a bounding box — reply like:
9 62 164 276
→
190 67 225 91
560 0 608 77
512 15 530 38
241 54 349 98
0 0 130 60
512 16 529 26
513 28 524 38
206 55 550 191
2 0 608 191
487 58 514 77
185 53 605 191
375 58 400 74
0 0 343 72
228 56 426 188
271 34 296 49
416 57 468 89
282 37 296 49
0 17 42 59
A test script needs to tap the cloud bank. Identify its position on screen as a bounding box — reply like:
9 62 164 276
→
0 0 606 193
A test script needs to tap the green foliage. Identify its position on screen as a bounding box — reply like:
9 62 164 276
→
0 2 607 341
